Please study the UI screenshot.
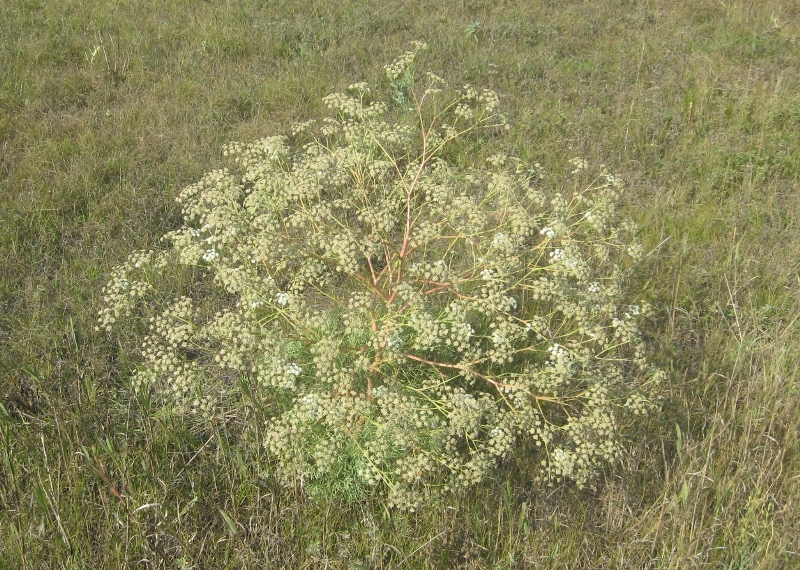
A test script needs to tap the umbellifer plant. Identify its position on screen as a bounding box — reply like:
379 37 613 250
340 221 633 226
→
98 43 662 509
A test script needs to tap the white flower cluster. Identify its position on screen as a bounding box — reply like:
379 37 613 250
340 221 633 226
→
383 41 427 81
98 47 661 509
96 249 170 331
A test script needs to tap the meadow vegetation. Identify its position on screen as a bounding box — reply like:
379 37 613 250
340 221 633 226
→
1 0 798 567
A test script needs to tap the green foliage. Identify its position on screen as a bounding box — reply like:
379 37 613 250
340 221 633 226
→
98 45 660 509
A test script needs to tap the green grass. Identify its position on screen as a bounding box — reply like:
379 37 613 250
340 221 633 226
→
1 0 799 567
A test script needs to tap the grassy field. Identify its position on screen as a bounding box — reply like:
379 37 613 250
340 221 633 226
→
1 0 799 567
